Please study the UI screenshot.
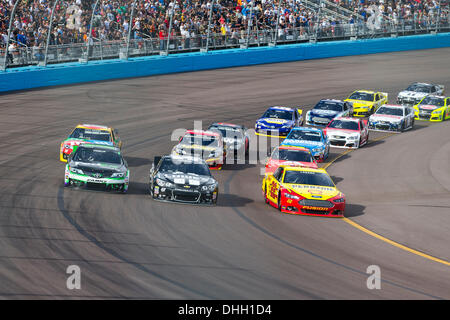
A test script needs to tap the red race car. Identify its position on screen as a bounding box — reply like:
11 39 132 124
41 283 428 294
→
265 146 318 174
323 117 369 149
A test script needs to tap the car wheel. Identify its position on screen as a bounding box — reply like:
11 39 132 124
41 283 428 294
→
400 122 405 132
277 193 282 211
264 185 269 204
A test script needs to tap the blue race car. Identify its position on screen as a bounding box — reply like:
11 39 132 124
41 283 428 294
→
255 106 303 137
280 127 330 162
305 99 353 126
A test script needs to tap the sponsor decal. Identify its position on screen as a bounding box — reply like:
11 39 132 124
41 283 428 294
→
302 206 329 211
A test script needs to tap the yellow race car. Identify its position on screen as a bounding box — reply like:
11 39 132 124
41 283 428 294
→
413 95 450 122
345 90 388 117
262 165 345 217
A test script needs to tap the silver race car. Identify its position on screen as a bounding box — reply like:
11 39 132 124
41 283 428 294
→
397 82 444 106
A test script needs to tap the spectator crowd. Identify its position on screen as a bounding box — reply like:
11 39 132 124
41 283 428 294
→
1 0 448 54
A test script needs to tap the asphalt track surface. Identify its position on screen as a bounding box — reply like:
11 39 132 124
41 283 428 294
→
0 48 449 299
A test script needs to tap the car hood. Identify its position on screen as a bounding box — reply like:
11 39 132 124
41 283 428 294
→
418 104 440 110
63 138 114 146
281 139 324 149
257 118 294 127
70 161 125 172
326 128 360 136
398 90 427 99
345 99 374 108
308 109 340 118
369 114 402 122
284 184 340 200
157 172 215 186
267 159 317 171
176 144 219 152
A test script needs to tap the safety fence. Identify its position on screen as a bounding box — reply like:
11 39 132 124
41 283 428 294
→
1 16 450 70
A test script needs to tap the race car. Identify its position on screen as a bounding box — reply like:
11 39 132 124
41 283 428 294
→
255 106 303 137
323 117 369 148
149 155 218 205
413 95 450 122
280 127 330 162
265 146 318 174
305 99 353 126
397 82 444 106
64 144 129 193
172 130 226 169
368 104 415 132
207 122 249 160
60 124 122 162
262 165 345 217
344 90 388 117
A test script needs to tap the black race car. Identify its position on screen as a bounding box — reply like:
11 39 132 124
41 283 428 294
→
149 155 218 204
207 122 249 161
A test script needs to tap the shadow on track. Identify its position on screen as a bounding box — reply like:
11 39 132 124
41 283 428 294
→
344 204 365 218
126 156 152 168
218 193 254 207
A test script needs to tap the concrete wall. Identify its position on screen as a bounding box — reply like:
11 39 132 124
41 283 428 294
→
1 32 449 93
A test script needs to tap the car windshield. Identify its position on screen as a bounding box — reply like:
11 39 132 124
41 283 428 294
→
158 158 211 176
287 130 322 142
209 126 243 140
376 107 404 116
271 148 313 162
283 170 335 187
406 84 431 93
348 92 374 101
314 100 344 111
328 120 359 130
181 134 220 147
262 108 293 120
72 147 122 165
69 128 111 142
420 96 445 107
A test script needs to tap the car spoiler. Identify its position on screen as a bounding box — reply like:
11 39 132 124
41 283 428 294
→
380 92 388 100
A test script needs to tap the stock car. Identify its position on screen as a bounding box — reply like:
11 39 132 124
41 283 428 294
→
64 144 129 193
149 155 218 205
207 122 249 159
60 124 122 162
255 106 303 137
305 99 352 126
368 104 415 132
280 127 330 162
172 130 226 169
265 146 318 174
323 117 369 148
344 90 388 117
262 165 345 217
397 82 444 106
413 95 450 122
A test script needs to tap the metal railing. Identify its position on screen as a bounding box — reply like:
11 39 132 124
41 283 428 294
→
1 7 449 71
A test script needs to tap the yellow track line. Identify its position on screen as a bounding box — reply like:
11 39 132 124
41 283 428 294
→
324 132 450 267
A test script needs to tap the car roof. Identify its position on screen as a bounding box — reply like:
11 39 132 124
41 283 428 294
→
353 90 376 94
333 116 360 122
381 104 405 109
290 127 322 133
210 122 241 128
278 165 327 174
77 124 111 130
267 106 294 111
319 99 343 103
278 145 311 152
185 130 220 137
423 94 446 99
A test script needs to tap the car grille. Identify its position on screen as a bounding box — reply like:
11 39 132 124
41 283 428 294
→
418 110 432 120
302 209 330 215
332 135 346 139
79 166 114 178
86 182 107 190
298 199 333 208
173 190 200 202
330 140 346 146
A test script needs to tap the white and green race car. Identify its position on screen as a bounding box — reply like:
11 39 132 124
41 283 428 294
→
64 143 129 193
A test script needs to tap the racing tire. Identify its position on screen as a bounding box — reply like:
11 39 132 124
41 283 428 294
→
264 185 269 204
400 122 405 133
277 194 282 211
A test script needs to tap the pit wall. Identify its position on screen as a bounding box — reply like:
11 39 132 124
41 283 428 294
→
1 32 449 93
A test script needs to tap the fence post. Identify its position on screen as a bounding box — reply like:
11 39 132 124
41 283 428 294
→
43 0 60 67
125 0 138 59
274 0 281 45
205 0 215 52
166 8 174 54
315 0 323 40
437 0 442 32
86 0 101 63
245 0 255 48
2 0 21 71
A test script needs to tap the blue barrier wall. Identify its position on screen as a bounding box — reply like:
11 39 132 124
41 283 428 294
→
1 32 449 93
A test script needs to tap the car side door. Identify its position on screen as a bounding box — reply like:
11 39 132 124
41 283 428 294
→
446 98 450 120
359 119 368 140
267 167 283 203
